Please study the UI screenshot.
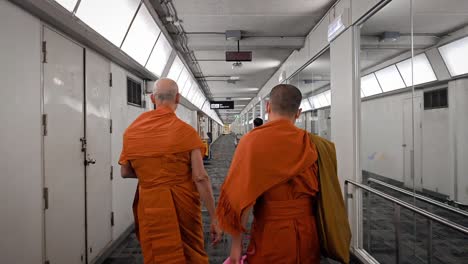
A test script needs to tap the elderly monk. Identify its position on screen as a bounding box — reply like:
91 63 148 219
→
119 78 222 264
218 84 335 264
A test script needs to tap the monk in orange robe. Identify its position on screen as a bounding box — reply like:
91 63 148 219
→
119 78 222 264
217 84 322 263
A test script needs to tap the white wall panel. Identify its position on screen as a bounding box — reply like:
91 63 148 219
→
176 104 197 129
0 1 43 263
110 63 140 240
422 108 450 196
449 79 468 204
331 28 356 187
361 92 408 182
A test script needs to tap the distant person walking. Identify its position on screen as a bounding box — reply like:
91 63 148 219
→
253 118 263 128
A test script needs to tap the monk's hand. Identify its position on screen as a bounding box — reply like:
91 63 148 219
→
210 219 223 246
229 235 243 264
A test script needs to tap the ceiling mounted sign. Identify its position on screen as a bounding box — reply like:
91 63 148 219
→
210 101 234 109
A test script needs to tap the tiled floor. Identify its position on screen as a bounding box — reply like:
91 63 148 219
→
104 134 468 264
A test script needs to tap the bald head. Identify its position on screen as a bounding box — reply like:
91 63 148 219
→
268 84 302 117
152 78 179 107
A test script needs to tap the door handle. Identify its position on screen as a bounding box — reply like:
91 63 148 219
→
85 155 96 166
402 144 407 147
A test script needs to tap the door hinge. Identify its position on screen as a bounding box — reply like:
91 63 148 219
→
109 73 113 87
43 187 49 210
42 114 48 136
111 211 114 226
42 41 47 63
109 119 113 133
110 166 113 180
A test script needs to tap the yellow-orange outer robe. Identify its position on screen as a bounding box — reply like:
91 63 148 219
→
119 106 208 264
217 119 320 263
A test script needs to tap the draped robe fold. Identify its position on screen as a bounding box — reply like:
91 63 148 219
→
217 120 321 263
119 106 208 264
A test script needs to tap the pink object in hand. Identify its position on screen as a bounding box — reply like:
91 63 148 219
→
223 255 247 264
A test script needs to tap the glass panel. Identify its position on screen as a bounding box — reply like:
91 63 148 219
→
413 1 468 263
439 35 468 77
121 4 161 65
300 99 312 112
167 56 183 81
359 0 414 262
146 34 173 76
396 54 437 86
361 74 382 97
374 65 406 92
76 0 140 47
54 0 78 11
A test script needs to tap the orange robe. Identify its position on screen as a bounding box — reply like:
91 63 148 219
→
119 106 208 264
217 119 320 263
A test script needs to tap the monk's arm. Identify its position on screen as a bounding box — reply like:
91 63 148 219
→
121 163 137 179
191 149 216 219
229 206 253 261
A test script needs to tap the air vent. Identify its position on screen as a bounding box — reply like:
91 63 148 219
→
424 88 448 110
127 77 143 107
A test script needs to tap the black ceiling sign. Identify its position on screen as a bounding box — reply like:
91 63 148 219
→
210 101 234 109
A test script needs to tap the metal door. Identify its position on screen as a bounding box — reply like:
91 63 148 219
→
85 49 113 260
403 96 422 191
43 27 86 264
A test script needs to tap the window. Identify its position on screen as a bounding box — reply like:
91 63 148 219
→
146 34 173 76
75 0 140 47
439 36 468 77
127 77 143 107
374 65 406 92
424 88 448 110
121 4 161 65
396 53 437 86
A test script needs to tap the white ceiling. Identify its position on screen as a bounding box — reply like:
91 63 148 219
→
167 0 335 123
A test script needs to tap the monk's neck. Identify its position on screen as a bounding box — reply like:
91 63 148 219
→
156 104 176 112
268 114 296 124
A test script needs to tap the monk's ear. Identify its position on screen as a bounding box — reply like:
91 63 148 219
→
150 94 155 104
266 101 271 113
295 108 302 119
175 93 181 104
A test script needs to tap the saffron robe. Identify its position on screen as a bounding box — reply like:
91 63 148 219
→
119 106 208 264
217 120 320 263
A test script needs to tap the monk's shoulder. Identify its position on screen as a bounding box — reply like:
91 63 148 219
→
175 118 199 135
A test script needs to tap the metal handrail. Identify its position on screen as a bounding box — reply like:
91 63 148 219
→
368 178 468 218
345 180 468 264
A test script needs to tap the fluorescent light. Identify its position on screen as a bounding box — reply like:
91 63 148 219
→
439 36 468 77
121 5 161 65
76 0 140 47
374 65 406 92
361 74 382 97
396 53 437 86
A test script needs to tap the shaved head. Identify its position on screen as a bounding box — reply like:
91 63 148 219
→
269 84 302 116
153 78 179 105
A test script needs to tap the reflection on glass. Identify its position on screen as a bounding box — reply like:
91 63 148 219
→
177 69 190 95
121 5 161 65
396 54 437 86
361 74 382 97
374 65 406 92
54 0 78 11
146 34 172 76
76 0 140 47
439 36 468 77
